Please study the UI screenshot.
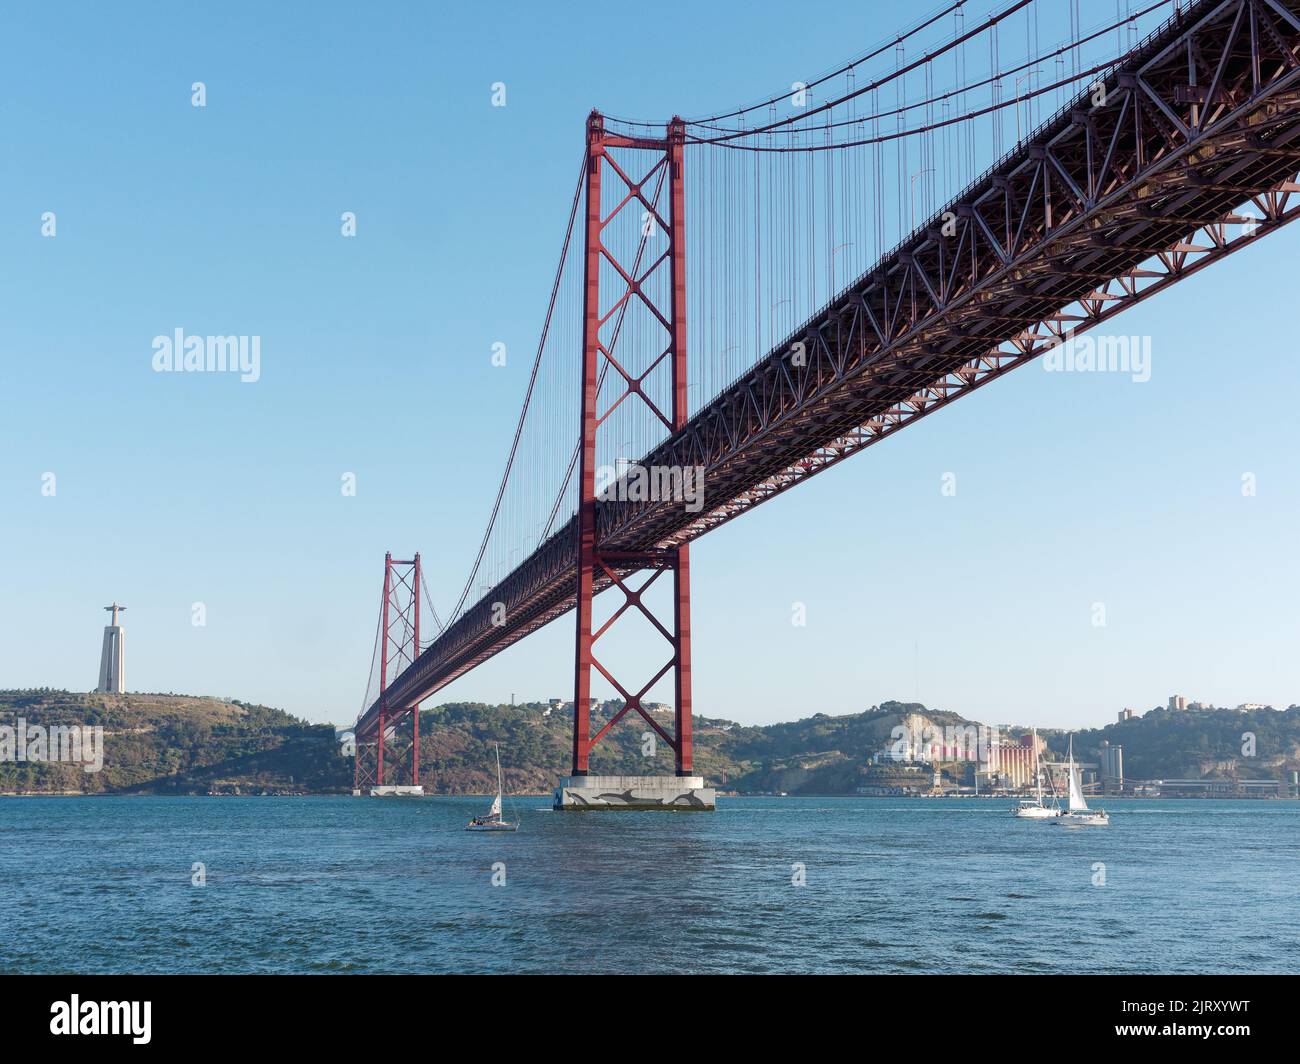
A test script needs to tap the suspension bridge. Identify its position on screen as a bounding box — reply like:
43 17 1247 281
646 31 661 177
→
353 0 1300 807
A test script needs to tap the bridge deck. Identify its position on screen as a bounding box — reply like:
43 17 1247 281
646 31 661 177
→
358 0 1300 738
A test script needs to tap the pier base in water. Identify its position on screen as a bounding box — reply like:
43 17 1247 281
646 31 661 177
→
553 775 715 811
368 785 425 798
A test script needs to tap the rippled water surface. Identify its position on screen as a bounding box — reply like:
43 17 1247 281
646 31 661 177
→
2 796 1296 973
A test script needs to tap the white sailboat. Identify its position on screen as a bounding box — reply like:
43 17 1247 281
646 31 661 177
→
1013 727 1061 819
1054 736 1109 826
466 744 518 832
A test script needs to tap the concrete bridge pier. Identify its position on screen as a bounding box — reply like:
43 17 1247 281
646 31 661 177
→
553 774 715 810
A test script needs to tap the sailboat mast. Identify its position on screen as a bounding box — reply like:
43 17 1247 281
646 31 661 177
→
1033 727 1042 801
495 743 503 798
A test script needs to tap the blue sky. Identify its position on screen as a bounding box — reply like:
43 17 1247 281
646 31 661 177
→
1 0 1296 730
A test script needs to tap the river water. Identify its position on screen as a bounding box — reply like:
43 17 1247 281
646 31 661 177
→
2 796 1295 973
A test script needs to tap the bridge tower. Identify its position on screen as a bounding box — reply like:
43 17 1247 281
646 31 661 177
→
557 111 713 810
353 552 424 797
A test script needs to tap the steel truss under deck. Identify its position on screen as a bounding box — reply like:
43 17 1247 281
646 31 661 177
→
357 0 1300 743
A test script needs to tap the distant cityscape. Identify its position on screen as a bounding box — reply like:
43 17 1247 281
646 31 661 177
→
858 695 1300 801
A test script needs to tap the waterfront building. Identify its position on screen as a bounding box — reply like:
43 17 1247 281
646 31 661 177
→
1098 741 1124 794
986 735 1039 790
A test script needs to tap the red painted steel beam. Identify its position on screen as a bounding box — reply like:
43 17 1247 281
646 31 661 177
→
412 553 420 786
376 553 390 785
571 111 604 776
564 112 694 774
668 115 693 777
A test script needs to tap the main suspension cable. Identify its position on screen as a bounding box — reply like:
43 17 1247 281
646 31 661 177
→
691 0 1172 142
688 0 1037 145
690 55 1125 153
539 165 669 544
446 152 587 625
606 0 969 131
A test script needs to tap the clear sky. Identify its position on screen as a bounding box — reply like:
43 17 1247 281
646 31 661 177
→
2 0 1296 731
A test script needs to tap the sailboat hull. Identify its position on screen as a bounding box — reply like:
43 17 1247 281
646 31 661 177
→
1013 805 1061 819
466 822 518 832
1013 728 1060 819
1055 813 1110 826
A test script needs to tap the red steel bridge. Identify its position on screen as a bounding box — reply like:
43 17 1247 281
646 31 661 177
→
354 0 1300 792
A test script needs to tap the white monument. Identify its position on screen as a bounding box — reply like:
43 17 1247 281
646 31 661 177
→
97 603 126 694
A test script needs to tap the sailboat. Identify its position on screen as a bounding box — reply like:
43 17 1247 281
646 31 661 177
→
1054 735 1109 826
466 744 518 832
1012 727 1061 819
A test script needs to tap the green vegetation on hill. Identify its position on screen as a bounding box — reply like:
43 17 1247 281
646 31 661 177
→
5 690 1297 796
1 692 959 796
1065 705 1300 781
414 699 971 795
0 690 348 795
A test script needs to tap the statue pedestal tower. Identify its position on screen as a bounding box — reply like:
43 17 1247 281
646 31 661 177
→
97 602 125 694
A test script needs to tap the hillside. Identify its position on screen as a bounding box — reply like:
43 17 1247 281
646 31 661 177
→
0 690 347 795
411 699 972 794
1 692 960 796
1066 705 1300 781
5 690 1298 796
